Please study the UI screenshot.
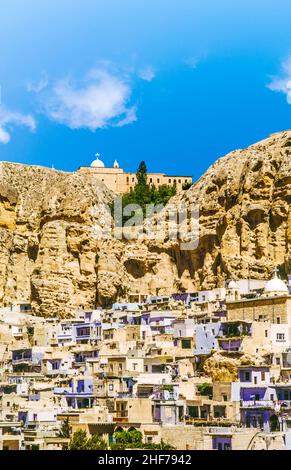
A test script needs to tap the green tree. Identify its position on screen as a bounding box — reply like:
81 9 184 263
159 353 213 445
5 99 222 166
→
68 430 88 450
112 429 143 449
59 418 71 438
145 440 176 450
86 434 108 450
111 161 177 226
197 383 213 397
136 161 148 187
68 430 108 450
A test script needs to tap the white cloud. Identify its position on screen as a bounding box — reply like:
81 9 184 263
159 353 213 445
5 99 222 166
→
27 73 49 93
0 107 36 144
138 66 156 82
0 127 10 144
267 57 291 103
43 69 137 130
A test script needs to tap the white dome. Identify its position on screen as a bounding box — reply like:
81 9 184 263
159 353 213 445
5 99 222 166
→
91 154 105 168
228 280 238 289
264 274 288 294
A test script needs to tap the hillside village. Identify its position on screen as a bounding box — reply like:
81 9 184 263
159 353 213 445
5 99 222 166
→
1 270 291 450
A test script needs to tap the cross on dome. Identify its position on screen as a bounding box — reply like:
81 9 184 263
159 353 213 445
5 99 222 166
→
273 267 279 278
91 153 105 168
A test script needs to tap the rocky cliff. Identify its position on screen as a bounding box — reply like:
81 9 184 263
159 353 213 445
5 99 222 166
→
0 130 290 317
147 129 291 291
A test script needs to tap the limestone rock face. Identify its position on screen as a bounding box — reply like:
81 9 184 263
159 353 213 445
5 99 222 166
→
147 130 291 290
202 352 266 382
0 162 114 317
0 130 291 317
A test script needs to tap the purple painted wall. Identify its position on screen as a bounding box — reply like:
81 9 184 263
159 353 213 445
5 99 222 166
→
213 437 232 450
220 339 242 351
241 387 267 401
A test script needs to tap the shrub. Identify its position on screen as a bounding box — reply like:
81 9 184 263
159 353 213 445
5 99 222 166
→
68 430 108 450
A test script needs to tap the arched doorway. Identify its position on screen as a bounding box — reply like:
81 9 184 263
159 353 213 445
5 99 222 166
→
114 426 124 433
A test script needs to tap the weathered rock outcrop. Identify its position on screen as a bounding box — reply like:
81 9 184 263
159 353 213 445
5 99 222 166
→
202 352 266 382
0 130 290 317
0 163 114 317
146 130 291 290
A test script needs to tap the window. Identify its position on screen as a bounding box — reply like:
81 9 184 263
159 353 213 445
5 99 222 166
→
277 333 285 341
245 371 250 381
276 357 281 365
223 394 228 402
277 317 281 324
254 376 257 385
261 371 265 381
265 330 268 338
181 339 191 349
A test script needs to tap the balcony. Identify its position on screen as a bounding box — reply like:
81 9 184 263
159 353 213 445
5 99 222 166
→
114 411 128 423
49 370 72 377
208 427 233 435
12 359 34 367
117 392 133 399
241 400 291 408
57 334 73 340
76 335 91 341
54 387 73 395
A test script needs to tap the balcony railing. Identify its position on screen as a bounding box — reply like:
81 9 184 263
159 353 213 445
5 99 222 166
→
114 411 129 423
12 358 33 365
241 400 291 408
48 369 73 377
54 387 73 395
208 427 233 435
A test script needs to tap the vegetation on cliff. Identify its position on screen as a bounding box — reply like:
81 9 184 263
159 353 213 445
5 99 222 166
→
116 161 177 225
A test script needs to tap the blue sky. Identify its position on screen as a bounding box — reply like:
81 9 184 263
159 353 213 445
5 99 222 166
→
0 0 291 179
